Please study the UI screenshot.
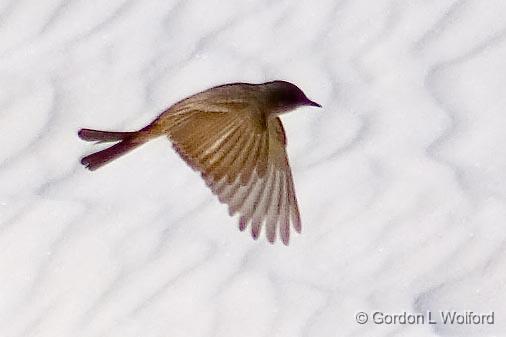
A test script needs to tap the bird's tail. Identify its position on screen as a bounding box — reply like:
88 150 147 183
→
78 128 147 171
78 128 136 142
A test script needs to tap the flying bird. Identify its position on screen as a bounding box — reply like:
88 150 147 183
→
78 80 321 245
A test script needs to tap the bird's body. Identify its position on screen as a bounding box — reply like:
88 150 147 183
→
79 81 320 245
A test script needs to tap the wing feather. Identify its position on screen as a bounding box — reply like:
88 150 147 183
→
165 105 301 245
265 170 281 243
204 126 244 181
241 133 264 184
228 132 257 184
287 168 301 233
278 175 290 245
249 166 275 240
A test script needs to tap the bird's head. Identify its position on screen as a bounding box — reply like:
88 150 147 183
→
262 80 321 114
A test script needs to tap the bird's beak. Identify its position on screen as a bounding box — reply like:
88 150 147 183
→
305 98 322 108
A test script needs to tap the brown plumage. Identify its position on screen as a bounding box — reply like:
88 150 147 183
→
78 80 321 245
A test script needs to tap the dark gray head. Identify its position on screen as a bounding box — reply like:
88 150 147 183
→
263 80 321 113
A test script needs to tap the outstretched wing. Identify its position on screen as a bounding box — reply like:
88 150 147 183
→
164 103 301 245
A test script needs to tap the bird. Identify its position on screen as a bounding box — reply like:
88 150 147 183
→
78 80 321 245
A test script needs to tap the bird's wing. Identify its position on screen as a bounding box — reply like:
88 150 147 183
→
165 105 301 245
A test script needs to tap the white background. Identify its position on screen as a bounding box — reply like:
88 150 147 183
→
1 0 505 336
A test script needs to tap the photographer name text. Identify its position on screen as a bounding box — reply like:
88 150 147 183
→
355 310 495 325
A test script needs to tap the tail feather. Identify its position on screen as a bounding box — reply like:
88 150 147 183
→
80 139 143 171
78 128 136 142
78 128 150 171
